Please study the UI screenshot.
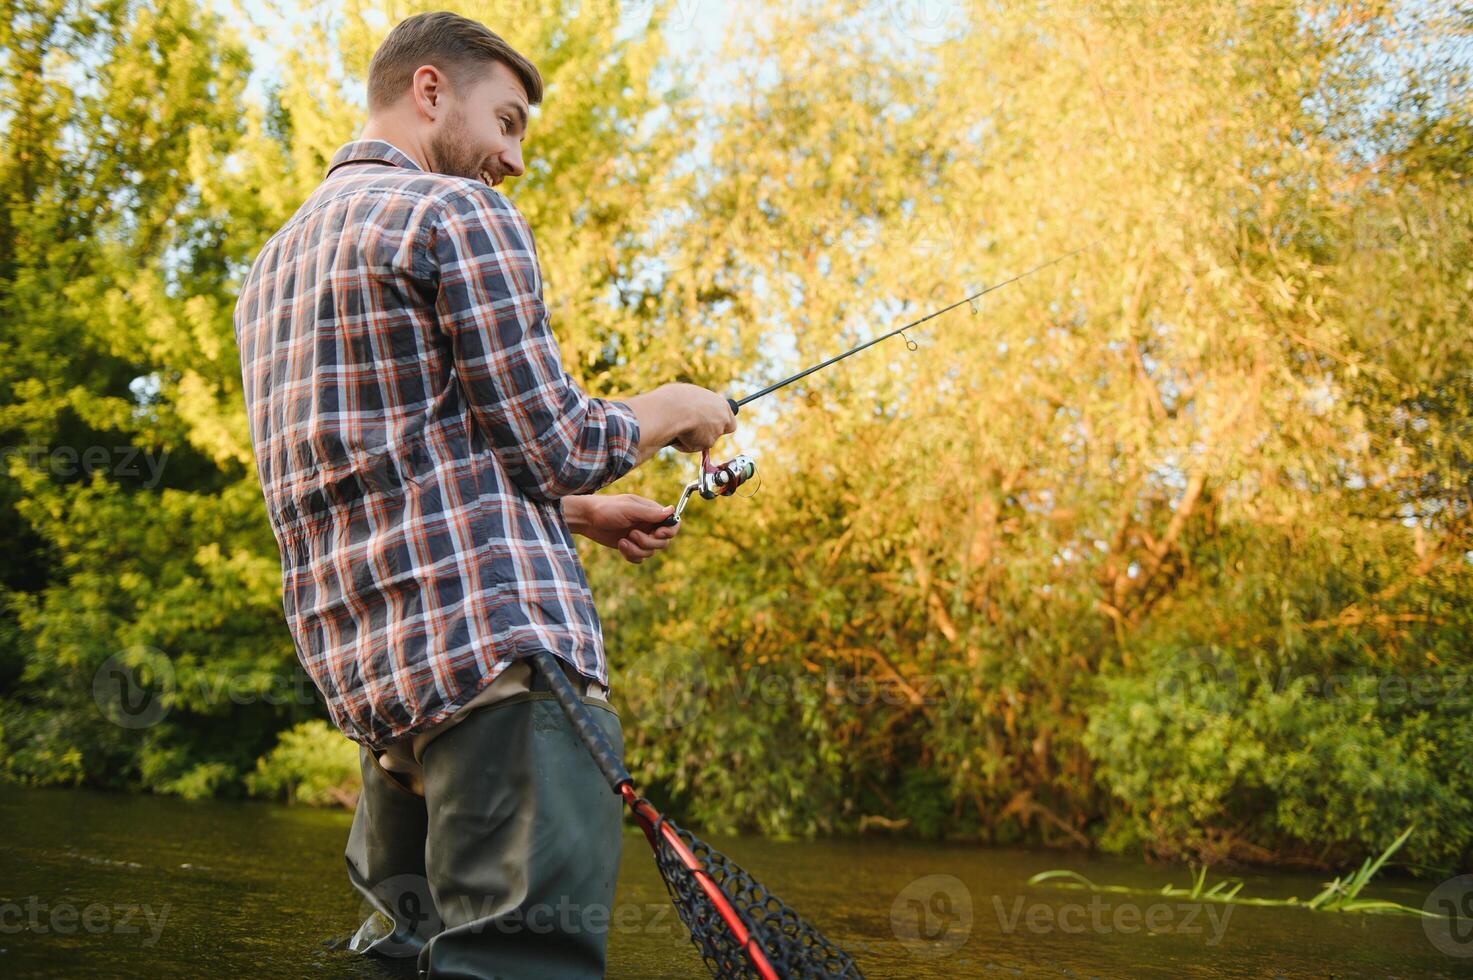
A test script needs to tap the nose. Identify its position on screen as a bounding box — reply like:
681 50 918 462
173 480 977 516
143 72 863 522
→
497 143 525 182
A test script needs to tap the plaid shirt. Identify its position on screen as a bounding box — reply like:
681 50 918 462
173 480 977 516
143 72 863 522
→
234 140 640 749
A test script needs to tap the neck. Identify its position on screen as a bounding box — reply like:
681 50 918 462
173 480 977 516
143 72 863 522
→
359 117 432 171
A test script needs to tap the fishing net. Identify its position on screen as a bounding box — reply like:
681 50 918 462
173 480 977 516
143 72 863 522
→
528 651 864 979
644 810 864 979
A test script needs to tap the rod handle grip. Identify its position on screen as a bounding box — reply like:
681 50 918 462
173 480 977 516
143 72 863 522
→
529 651 630 793
665 397 739 448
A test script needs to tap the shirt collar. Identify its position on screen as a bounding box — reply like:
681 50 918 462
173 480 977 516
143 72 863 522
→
325 139 425 178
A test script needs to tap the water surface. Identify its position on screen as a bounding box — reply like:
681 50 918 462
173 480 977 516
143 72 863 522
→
0 786 1457 978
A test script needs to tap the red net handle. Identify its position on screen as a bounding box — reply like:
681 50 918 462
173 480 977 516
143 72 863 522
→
623 786 780 980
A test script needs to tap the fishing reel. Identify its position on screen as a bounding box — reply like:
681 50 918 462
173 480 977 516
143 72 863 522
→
657 450 757 526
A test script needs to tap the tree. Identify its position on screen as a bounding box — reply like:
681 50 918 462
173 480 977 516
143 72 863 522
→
1 0 1468 871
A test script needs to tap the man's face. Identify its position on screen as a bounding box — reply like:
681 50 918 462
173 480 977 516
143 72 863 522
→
428 60 529 188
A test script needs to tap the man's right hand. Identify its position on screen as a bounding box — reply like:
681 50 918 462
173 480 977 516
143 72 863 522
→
626 383 738 465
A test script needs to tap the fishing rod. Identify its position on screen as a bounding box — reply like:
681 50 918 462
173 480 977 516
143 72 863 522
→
659 241 1096 526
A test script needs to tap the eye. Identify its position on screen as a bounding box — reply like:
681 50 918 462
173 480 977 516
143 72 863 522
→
499 115 512 134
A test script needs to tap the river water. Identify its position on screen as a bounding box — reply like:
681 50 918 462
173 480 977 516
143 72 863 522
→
0 785 1461 978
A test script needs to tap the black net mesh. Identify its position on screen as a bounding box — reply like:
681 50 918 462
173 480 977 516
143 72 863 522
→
649 814 864 979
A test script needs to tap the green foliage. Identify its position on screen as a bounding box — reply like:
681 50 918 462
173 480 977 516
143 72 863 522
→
159 761 237 802
246 721 360 807
0 0 1469 879
1084 511 1473 868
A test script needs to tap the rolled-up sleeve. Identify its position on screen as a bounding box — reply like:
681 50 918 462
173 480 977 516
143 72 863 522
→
430 186 640 501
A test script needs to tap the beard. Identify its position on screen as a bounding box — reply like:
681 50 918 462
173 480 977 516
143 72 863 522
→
428 108 488 183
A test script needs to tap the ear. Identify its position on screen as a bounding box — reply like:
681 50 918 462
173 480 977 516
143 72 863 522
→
411 64 445 120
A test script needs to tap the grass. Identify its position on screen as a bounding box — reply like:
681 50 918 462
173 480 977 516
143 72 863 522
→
1027 827 1439 917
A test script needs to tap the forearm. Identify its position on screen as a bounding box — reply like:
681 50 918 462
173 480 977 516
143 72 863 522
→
624 385 685 466
481 391 640 501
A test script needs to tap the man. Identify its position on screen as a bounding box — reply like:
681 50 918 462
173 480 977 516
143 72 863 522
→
233 11 735 978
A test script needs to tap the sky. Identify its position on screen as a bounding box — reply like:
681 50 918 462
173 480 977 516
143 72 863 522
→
221 0 981 109
225 0 741 107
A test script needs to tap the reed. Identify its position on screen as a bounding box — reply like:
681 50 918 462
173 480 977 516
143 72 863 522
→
1028 827 1437 917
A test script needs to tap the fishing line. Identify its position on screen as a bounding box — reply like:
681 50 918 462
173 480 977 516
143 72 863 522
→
729 238 1101 410
661 238 1100 525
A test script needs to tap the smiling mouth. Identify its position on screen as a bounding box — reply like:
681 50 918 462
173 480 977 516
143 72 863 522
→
479 169 498 187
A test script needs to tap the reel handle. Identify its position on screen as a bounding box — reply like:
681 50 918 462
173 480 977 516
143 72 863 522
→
654 399 738 526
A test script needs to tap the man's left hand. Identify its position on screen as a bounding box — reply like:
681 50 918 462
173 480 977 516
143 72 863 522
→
565 493 679 564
